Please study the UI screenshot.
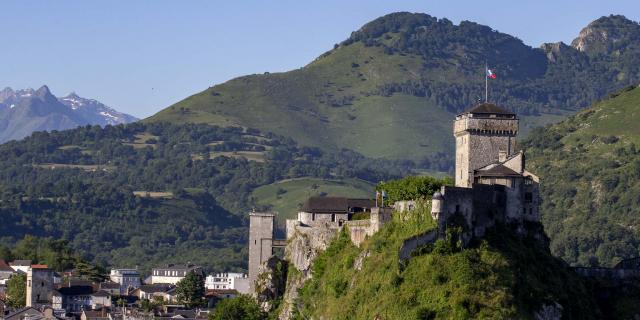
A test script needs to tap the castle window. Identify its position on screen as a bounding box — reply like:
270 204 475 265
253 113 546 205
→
312 213 316 221
455 205 460 213
525 192 533 203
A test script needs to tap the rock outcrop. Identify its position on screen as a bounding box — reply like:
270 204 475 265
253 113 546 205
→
278 223 338 320
255 256 288 312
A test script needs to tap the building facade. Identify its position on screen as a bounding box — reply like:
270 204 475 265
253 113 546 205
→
108 269 140 294
205 273 247 290
151 264 203 285
26 266 54 309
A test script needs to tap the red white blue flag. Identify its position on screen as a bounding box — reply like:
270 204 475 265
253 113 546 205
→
486 68 496 79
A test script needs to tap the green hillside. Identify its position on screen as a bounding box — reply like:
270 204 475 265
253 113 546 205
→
293 209 600 319
523 84 640 267
251 178 374 224
0 122 408 272
149 13 640 167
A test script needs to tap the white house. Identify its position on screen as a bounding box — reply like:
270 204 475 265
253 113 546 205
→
205 273 248 291
151 264 202 285
109 269 141 294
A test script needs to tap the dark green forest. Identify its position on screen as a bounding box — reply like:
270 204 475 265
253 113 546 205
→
346 13 640 115
0 122 412 272
523 84 640 267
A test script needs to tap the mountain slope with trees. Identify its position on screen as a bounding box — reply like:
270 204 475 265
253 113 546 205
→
149 13 640 167
523 84 640 267
0 122 410 272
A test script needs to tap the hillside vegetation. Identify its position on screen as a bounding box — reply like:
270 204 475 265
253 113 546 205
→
523 84 640 267
293 207 598 319
0 122 409 271
149 13 640 167
251 177 374 224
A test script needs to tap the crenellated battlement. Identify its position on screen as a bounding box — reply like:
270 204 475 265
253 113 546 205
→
453 116 519 137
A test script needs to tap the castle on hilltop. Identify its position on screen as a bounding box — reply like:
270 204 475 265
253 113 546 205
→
431 103 541 242
246 102 542 295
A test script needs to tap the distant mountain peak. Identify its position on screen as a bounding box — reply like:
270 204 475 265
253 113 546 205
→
0 85 138 143
35 85 54 100
64 91 80 99
571 15 640 53
0 87 15 102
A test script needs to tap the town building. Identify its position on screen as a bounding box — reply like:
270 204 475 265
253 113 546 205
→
150 264 203 285
56 282 112 312
108 269 140 294
132 284 176 303
0 260 14 285
8 260 31 274
26 266 55 309
98 282 121 296
205 273 248 291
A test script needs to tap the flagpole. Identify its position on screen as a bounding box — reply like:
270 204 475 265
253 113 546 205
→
485 61 488 103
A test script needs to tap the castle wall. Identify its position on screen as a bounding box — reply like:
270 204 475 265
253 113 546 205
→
297 212 349 227
344 220 371 247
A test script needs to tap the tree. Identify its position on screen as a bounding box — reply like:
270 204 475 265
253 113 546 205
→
209 295 264 320
176 271 205 308
6 273 26 308
0 244 14 261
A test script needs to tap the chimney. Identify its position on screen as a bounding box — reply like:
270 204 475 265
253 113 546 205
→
498 150 507 162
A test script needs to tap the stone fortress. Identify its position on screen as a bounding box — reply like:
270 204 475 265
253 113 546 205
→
246 102 543 295
431 103 542 244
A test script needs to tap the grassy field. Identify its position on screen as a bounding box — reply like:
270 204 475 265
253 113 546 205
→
132 191 174 199
251 177 375 224
32 163 115 172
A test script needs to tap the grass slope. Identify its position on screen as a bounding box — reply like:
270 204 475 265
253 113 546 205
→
524 84 640 266
149 43 455 161
251 177 375 224
295 208 598 319
148 13 640 165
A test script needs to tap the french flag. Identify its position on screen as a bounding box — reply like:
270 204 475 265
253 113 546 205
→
486 68 497 79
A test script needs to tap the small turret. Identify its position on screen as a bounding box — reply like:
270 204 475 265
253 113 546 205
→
431 191 444 220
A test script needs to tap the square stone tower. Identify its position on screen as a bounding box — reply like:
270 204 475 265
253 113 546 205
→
26 266 54 308
248 211 275 293
454 103 519 187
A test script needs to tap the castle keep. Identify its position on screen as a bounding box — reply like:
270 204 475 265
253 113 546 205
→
432 103 540 242
247 102 542 301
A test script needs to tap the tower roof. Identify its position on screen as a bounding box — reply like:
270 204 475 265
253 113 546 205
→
475 164 522 177
458 103 515 116
301 197 375 214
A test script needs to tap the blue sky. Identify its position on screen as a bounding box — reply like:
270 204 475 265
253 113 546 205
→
1 1 638 118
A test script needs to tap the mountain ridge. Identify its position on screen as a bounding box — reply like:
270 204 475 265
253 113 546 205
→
148 12 640 167
0 85 138 143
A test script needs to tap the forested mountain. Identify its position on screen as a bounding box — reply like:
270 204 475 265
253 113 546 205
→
149 13 640 168
0 86 137 143
523 84 640 267
0 122 410 272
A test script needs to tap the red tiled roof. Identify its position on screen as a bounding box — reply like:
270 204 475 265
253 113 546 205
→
0 260 13 272
31 264 49 269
